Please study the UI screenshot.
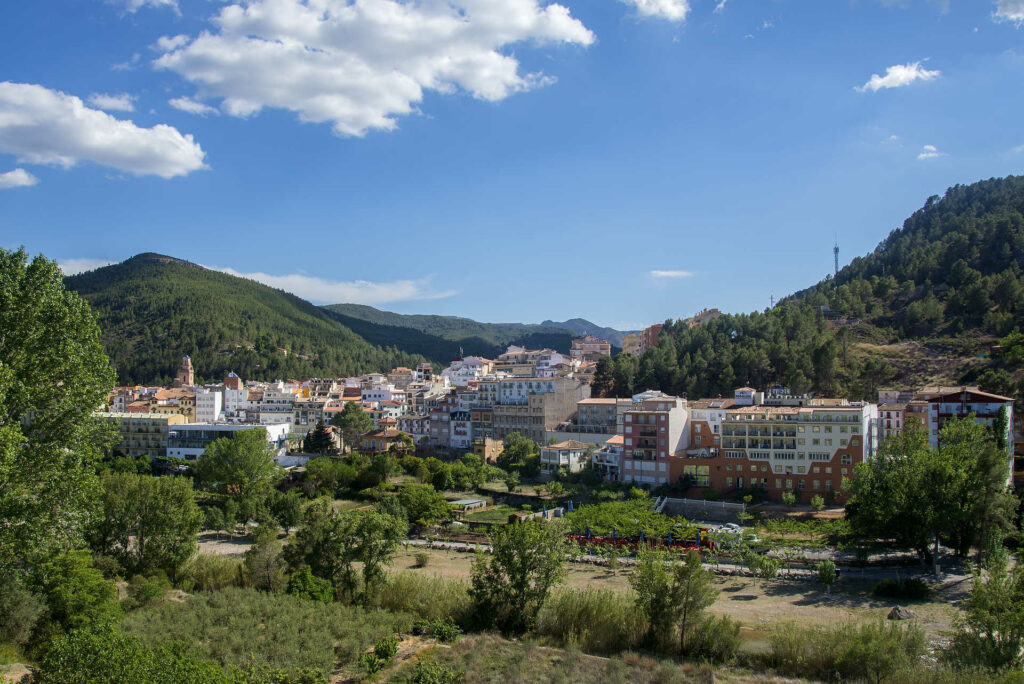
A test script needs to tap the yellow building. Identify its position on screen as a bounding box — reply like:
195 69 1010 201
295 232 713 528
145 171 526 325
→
621 333 641 357
94 411 187 460
149 388 197 422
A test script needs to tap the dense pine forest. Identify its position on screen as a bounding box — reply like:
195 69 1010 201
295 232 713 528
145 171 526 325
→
594 176 1024 404
65 254 427 385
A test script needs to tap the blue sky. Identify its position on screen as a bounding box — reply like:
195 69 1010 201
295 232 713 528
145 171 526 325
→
2 0 1023 330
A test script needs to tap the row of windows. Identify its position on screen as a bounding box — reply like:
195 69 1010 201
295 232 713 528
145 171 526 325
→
724 463 846 476
724 477 835 490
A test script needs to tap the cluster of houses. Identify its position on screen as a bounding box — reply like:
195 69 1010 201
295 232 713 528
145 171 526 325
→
97 337 1019 502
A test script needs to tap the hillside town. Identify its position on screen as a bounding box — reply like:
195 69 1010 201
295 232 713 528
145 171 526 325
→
98 330 1019 504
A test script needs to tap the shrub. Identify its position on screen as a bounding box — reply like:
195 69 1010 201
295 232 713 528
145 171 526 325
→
361 652 384 675
414 551 431 568
536 587 646 655
128 575 170 608
374 635 399 661
686 615 741 663
413 618 463 644
380 572 472 625
285 567 334 603
769 620 926 682
0 574 45 647
122 587 412 677
180 554 244 592
873 577 930 600
409 660 465 684
810 494 825 511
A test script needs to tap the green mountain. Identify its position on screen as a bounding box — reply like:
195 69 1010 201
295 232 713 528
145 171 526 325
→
540 318 634 347
65 254 427 385
598 175 1024 404
322 303 577 358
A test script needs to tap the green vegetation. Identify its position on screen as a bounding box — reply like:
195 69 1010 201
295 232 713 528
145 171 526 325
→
1 248 116 574
323 302 576 358
470 521 568 634
195 428 283 507
536 587 646 655
378 572 471 625
122 587 410 677
64 253 426 384
565 497 697 540
873 577 931 600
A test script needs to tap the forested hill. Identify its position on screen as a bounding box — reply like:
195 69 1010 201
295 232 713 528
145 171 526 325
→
599 176 1024 404
65 254 426 385
322 303 577 356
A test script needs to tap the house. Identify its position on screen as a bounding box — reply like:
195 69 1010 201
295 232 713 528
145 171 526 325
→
570 336 611 364
540 440 592 474
359 428 411 454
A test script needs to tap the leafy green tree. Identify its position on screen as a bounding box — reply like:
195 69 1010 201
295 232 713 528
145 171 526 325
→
285 567 334 603
31 550 121 643
195 428 282 506
780 491 796 507
0 571 45 648
244 539 287 592
284 499 404 605
267 489 304 531
818 559 837 597
204 506 226 540
330 402 372 452
88 472 203 583
943 549 1024 671
469 521 568 634
398 484 451 528
304 421 334 454
0 248 116 574
629 547 718 654
810 494 825 511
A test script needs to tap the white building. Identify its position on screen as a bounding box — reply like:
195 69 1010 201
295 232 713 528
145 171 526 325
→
195 388 224 423
540 440 592 474
166 422 290 462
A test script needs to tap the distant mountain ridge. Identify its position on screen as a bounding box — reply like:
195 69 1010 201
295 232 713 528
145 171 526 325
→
540 318 634 347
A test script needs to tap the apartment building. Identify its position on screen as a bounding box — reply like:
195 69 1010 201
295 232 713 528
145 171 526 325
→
195 388 224 423
94 411 187 460
686 397 736 456
713 401 878 501
621 333 641 357
593 434 625 480
570 335 611 364
620 395 689 485
920 387 1015 469
574 397 633 435
637 324 663 355
149 388 196 422
491 377 591 444
450 409 473 449
878 402 907 441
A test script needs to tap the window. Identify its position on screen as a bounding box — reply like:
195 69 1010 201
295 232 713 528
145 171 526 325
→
812 438 820 445
726 464 733 471
797 466 805 474
825 467 832 474
737 464 743 471
826 480 833 490
812 466 819 473
785 479 793 489
840 454 852 465
813 426 820 433
798 479 805 489
726 477 733 487
774 478 782 489
798 438 805 445
825 439 832 446
813 479 820 489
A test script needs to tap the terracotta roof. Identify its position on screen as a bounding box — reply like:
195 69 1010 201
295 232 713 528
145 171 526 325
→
929 387 1015 403
604 434 625 445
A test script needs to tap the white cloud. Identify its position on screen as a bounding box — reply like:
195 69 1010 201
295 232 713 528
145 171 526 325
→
87 92 136 112
650 270 694 278
856 61 940 92
0 81 207 179
620 0 690 21
0 168 38 189
995 0 1024 24
917 144 947 159
714 0 729 12
113 53 142 71
58 258 115 275
154 0 594 138
1012 144 1024 153
125 0 178 13
211 267 459 305
169 97 219 116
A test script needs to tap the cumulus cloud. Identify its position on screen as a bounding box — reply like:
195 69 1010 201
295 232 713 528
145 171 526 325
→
58 258 115 275
995 0 1024 24
620 0 690 20
88 92 135 112
0 82 207 178
211 267 458 305
0 168 38 189
856 61 940 92
650 270 694 278
917 144 947 159
154 0 594 138
169 97 219 116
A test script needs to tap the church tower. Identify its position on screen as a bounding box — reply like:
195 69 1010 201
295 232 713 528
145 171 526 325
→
175 355 194 387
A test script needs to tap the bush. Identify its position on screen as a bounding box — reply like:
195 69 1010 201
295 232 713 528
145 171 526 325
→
414 551 431 568
769 620 926 682
374 635 399 661
810 494 825 511
873 577 930 600
122 587 412 677
128 575 170 608
686 615 741 663
285 567 334 603
180 554 244 592
379 572 472 626
360 652 384 675
0 574 45 648
408 660 465 684
536 587 646 655
413 618 463 644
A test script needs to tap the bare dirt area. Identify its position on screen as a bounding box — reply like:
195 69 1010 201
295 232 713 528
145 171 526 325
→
1 663 31 683
197 532 255 556
850 339 986 389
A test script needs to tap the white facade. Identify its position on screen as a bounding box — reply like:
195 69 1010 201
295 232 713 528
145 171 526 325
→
362 386 396 403
195 388 224 423
166 422 290 462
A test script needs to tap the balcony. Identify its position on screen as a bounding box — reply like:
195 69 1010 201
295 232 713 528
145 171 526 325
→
773 440 797 450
